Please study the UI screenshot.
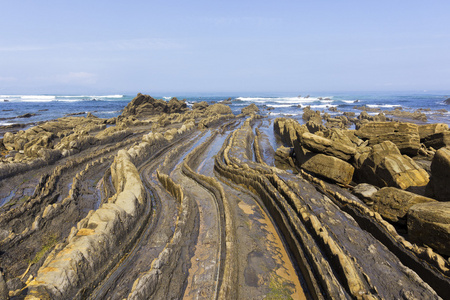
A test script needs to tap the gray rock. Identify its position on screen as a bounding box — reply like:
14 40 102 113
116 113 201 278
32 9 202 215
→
352 183 378 203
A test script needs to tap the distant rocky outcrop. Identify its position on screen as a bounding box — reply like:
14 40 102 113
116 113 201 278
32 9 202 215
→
121 93 188 118
444 97 450 105
192 101 209 111
206 103 232 115
241 103 259 115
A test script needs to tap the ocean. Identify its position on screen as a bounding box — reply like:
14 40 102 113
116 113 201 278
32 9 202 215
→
1 92 450 130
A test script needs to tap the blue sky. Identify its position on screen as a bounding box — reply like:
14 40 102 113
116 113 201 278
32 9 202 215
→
1 0 449 94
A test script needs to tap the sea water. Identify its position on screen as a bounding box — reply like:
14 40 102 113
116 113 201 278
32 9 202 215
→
1 92 449 128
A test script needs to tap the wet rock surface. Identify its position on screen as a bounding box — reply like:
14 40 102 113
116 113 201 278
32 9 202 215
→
0 93 449 299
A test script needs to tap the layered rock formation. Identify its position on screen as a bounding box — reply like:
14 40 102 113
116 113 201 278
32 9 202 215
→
0 94 449 299
121 93 188 117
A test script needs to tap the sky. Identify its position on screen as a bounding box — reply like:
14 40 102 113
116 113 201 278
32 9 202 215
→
1 0 450 94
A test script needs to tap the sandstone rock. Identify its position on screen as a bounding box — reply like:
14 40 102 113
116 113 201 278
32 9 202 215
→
305 120 325 133
301 153 354 185
192 101 209 111
356 122 420 156
426 147 450 201
357 141 429 189
273 118 309 166
106 117 116 125
343 111 356 117
0 271 8 300
422 131 450 150
27 150 146 298
274 146 295 170
418 123 449 140
121 93 188 118
408 202 450 256
86 112 98 118
302 107 322 125
241 103 259 115
371 187 436 223
17 113 37 118
3 132 15 151
206 103 232 115
386 109 427 122
301 132 356 161
167 97 188 113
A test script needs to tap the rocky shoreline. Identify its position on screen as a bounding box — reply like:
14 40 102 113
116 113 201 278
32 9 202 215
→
0 93 449 299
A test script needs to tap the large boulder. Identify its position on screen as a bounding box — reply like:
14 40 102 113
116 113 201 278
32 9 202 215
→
192 101 209 111
371 187 436 223
241 103 259 115
2 132 15 151
418 123 449 140
206 103 232 115
422 131 450 150
356 122 420 156
301 153 354 185
301 132 356 161
356 141 429 189
426 147 450 201
121 93 188 118
167 97 188 113
302 107 321 122
408 202 450 256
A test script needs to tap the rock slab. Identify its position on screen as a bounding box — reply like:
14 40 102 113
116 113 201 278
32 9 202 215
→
371 187 436 223
408 202 450 256
301 153 354 185
426 147 450 201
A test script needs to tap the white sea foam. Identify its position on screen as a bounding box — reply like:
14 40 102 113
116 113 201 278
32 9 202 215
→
86 95 124 99
268 112 302 116
308 104 338 109
236 96 320 104
21 95 56 100
342 100 356 104
266 104 299 108
367 104 401 108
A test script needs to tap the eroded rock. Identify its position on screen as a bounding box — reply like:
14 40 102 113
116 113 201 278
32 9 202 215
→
122 93 188 118
241 103 259 115
418 123 449 140
408 202 450 256
357 141 429 189
301 132 356 161
422 131 450 150
301 153 354 185
357 122 420 156
426 147 450 201
371 187 436 223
